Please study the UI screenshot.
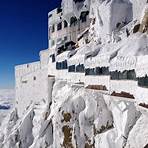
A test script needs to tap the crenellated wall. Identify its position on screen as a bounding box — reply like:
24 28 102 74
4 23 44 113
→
15 61 41 77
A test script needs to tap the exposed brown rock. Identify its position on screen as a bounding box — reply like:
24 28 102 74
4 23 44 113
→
85 143 94 148
140 9 148 33
86 85 108 91
62 112 72 123
62 125 73 148
139 103 148 109
111 91 135 99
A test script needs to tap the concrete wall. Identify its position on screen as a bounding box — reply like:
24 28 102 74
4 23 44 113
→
15 61 41 77
15 68 49 116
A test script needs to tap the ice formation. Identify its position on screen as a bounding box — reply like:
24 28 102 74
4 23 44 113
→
1 0 148 148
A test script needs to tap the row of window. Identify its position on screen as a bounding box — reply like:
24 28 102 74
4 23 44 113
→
48 8 62 19
51 20 68 33
110 70 136 80
56 60 68 70
85 67 109 76
51 60 148 88
68 64 85 73
51 12 88 33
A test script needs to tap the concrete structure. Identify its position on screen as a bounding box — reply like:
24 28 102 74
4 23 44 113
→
48 4 90 48
15 0 148 117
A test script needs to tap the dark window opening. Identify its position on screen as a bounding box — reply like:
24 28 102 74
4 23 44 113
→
50 54 55 63
57 22 62 31
85 68 96 75
133 24 140 33
68 65 75 72
33 76 36 81
80 11 89 23
48 14 52 18
64 36 67 41
64 20 68 28
96 67 109 75
70 17 77 26
57 45 66 55
52 25 55 33
110 70 136 80
76 64 84 73
56 60 67 70
138 76 148 88
85 67 109 76
48 29 51 39
22 80 27 84
57 8 62 14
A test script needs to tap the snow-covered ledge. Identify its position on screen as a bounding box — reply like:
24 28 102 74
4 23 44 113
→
84 75 110 90
15 61 41 77
110 80 138 97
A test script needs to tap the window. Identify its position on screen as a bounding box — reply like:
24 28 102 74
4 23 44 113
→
56 61 67 70
110 70 136 80
52 54 55 62
62 60 68 69
138 76 148 88
22 80 27 84
68 65 75 72
57 8 62 14
64 36 67 41
51 40 55 46
80 11 89 23
52 25 55 33
85 68 95 75
81 15 87 22
127 70 136 80
48 14 52 18
64 20 68 28
96 67 109 75
76 64 84 73
70 17 77 26
33 76 36 81
48 29 51 39
57 22 62 31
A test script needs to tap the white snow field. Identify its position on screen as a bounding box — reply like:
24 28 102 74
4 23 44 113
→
0 89 15 125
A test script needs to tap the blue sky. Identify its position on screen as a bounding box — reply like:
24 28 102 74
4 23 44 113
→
0 0 61 89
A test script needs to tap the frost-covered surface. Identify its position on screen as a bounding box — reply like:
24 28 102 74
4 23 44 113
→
0 80 147 148
0 89 15 125
2 0 148 147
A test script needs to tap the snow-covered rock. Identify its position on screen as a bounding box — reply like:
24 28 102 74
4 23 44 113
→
0 89 15 125
1 0 148 147
126 114 148 148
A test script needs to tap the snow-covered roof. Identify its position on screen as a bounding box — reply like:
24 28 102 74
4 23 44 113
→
85 53 110 68
110 55 137 72
56 51 70 62
67 46 87 65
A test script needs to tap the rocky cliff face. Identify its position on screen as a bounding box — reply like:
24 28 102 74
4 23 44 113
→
0 80 148 148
